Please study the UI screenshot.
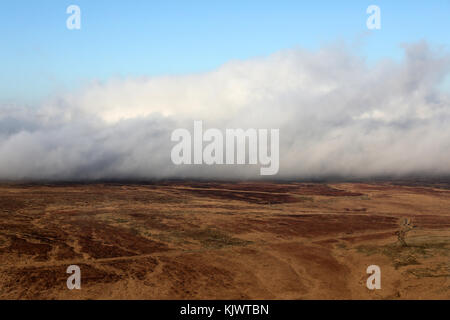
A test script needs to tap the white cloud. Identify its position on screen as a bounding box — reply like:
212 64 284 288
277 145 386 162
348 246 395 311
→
0 41 449 180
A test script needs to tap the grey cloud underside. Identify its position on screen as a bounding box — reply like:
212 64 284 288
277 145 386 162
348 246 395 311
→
0 41 449 180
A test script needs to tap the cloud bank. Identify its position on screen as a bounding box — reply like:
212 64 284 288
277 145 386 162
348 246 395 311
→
1 41 449 181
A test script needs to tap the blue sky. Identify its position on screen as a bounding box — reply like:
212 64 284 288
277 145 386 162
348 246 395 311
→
0 0 449 104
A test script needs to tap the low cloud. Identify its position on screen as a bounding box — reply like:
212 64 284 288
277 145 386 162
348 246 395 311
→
1 41 449 180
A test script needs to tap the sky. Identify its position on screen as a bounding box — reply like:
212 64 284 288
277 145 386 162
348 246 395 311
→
1 0 449 104
0 1 449 181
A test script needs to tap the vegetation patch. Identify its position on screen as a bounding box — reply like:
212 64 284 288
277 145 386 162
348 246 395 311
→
166 228 251 249
357 237 450 269
406 263 450 278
